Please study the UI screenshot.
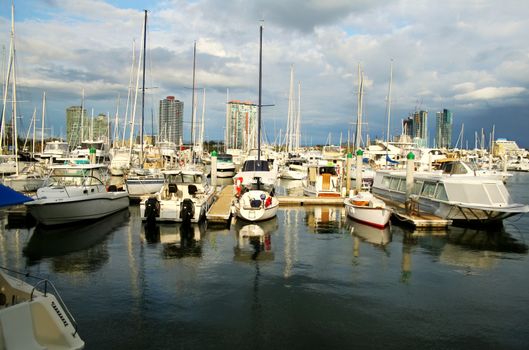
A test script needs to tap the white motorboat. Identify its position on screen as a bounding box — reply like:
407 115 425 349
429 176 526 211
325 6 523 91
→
279 158 307 180
25 163 129 225
344 191 391 228
371 162 529 224
216 153 236 178
36 140 70 164
140 169 215 223
302 162 342 197
0 267 85 349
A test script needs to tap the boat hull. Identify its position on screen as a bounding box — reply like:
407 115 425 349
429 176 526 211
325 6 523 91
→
26 192 129 226
344 200 391 228
125 178 164 196
234 190 279 222
3 177 45 192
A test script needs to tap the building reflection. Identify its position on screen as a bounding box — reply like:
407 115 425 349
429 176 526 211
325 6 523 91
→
233 218 278 262
305 206 346 234
143 221 205 259
23 208 130 272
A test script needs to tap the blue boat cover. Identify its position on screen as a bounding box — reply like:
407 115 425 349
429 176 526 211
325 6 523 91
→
0 184 33 207
385 154 400 164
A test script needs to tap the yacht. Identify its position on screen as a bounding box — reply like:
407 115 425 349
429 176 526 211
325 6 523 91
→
216 153 236 178
141 169 215 223
371 161 529 225
25 163 129 225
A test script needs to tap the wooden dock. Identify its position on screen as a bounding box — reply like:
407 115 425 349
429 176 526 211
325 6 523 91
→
206 185 234 224
379 196 452 229
277 196 345 206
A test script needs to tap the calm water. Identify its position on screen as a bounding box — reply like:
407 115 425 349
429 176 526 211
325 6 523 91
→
2 173 529 349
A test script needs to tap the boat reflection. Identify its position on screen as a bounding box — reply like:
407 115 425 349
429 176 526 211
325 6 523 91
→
143 222 205 259
346 218 392 247
233 218 277 262
305 206 346 234
23 208 130 272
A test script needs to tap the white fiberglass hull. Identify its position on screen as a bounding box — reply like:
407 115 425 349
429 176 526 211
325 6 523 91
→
125 178 164 196
234 190 279 222
26 192 129 225
344 198 391 228
140 193 215 223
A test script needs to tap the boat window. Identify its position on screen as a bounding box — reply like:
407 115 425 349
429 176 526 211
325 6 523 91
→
434 183 448 201
421 182 437 198
182 174 195 183
389 177 399 190
484 183 506 204
243 160 269 172
451 162 468 174
381 176 391 188
319 167 336 175
397 179 407 192
413 181 423 195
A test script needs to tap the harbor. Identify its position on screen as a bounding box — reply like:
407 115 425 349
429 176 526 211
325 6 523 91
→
1 173 529 349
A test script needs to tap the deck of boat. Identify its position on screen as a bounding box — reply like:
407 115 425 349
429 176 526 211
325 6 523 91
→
378 196 452 229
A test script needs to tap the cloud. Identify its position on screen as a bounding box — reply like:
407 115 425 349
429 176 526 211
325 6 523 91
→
454 86 526 101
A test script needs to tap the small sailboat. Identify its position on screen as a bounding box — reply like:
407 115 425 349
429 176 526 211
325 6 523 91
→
344 191 391 228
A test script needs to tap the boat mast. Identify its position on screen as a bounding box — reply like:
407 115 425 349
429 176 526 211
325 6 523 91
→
191 41 196 150
11 1 19 175
257 24 263 161
41 91 45 152
140 9 147 165
385 60 393 145
354 64 364 150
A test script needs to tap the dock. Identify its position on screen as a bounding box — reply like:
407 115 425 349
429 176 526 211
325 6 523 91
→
206 185 234 224
277 196 345 206
380 197 452 229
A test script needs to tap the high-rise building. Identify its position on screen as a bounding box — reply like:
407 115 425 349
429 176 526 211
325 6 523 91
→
66 106 88 147
159 96 184 145
412 110 428 147
92 113 109 141
402 117 414 138
225 101 258 150
435 109 453 148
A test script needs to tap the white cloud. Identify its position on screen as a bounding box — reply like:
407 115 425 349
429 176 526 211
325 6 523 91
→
454 86 526 101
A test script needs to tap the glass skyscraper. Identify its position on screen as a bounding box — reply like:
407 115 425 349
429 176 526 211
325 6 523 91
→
435 109 453 148
225 101 257 150
159 96 184 145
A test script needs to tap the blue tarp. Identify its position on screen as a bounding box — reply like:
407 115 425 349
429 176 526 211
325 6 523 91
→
0 184 33 208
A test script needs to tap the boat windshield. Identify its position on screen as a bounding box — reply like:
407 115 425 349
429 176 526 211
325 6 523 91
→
50 168 104 186
218 154 233 162
166 173 203 184
319 166 337 175
242 160 270 172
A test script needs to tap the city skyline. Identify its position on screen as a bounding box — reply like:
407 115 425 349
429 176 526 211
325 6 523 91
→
0 1 528 148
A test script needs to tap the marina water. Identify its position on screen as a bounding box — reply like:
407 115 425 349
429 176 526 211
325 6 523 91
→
2 173 529 349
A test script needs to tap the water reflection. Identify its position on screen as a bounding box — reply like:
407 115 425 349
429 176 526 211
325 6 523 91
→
278 179 304 196
23 208 130 272
305 206 346 234
143 222 205 259
233 218 278 262
346 218 392 247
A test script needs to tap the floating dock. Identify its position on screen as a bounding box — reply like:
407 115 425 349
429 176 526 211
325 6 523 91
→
277 196 345 206
206 185 234 224
379 197 452 229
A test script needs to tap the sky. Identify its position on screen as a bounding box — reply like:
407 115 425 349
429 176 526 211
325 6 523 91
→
1 0 528 148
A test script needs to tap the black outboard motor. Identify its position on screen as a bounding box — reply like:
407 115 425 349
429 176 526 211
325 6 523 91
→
144 197 160 224
180 199 195 224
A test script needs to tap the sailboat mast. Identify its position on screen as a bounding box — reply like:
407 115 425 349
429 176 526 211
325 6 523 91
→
41 91 45 152
140 9 147 162
191 41 196 148
11 2 19 175
257 25 263 161
385 60 393 145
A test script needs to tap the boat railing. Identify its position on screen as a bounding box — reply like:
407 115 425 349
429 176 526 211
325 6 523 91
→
1 266 79 337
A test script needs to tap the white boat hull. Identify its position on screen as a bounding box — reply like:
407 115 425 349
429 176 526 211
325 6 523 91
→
140 193 215 223
234 190 279 222
344 199 391 228
26 192 129 225
125 178 164 196
3 177 45 192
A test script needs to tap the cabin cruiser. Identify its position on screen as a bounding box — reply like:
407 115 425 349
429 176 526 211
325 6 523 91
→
371 161 529 225
216 153 236 178
0 267 85 349
25 163 129 225
141 169 215 223
36 140 70 164
302 161 342 197
280 158 307 180
233 159 279 222
2 163 47 192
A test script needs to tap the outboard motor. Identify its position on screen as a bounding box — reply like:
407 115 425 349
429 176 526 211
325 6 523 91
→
144 197 160 224
180 198 195 224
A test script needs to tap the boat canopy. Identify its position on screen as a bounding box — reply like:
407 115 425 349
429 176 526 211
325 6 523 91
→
0 184 33 207
242 160 270 172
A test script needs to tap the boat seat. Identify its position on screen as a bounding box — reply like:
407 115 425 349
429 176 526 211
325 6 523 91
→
188 185 198 197
168 184 178 194
0 302 47 350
